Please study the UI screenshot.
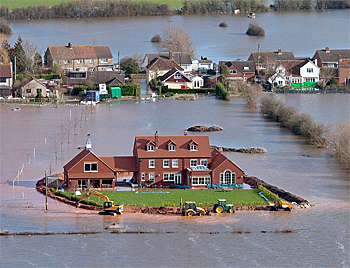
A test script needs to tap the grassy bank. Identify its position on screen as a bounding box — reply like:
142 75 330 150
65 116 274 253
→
1 0 183 9
60 189 267 207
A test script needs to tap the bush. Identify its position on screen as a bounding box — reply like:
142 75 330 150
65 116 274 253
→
246 23 265 36
215 82 228 100
219 21 228 27
0 20 11 35
151 34 162 43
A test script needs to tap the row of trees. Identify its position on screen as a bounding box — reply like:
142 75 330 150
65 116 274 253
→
0 0 172 20
260 95 350 166
0 0 348 20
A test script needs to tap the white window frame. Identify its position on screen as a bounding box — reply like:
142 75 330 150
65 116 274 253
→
90 59 95 64
168 144 175 151
163 173 175 181
172 159 178 168
192 177 211 185
149 173 155 182
141 173 145 181
100 58 108 63
190 159 197 167
147 145 154 151
149 159 155 168
220 170 236 184
190 144 197 151
163 159 170 168
230 69 237 74
77 59 85 64
200 159 208 166
307 68 313 73
84 162 98 172
174 72 181 79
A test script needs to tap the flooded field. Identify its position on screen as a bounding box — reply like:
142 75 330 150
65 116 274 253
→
1 94 349 267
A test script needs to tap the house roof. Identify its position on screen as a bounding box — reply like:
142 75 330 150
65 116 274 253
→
100 156 137 172
159 68 191 82
146 52 192 65
0 64 12 78
209 149 244 173
220 61 255 73
249 49 295 63
63 149 115 173
198 59 212 64
147 57 184 71
134 134 212 159
46 43 113 60
19 77 48 89
314 48 350 63
289 59 317 76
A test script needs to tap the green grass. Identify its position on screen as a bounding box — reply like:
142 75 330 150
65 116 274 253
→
63 189 268 207
1 0 183 9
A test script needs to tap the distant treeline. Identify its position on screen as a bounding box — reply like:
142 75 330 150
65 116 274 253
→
0 0 172 20
0 0 349 20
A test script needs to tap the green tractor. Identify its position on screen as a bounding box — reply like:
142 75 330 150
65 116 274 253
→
213 199 236 213
182 201 209 216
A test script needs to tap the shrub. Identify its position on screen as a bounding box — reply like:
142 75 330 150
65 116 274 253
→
151 34 162 43
219 21 228 27
215 82 228 100
328 122 350 166
0 21 11 35
246 23 265 36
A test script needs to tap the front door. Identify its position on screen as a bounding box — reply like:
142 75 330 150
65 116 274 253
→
175 173 181 184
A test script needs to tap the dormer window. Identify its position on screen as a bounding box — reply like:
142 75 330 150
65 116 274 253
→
147 145 154 151
190 144 197 151
174 72 181 79
169 144 175 151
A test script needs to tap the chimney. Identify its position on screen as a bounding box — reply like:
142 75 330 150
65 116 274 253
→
325 47 330 53
86 134 92 151
169 51 172 60
184 130 188 136
155 131 159 148
314 58 317 67
68 42 73 49
278 48 282 55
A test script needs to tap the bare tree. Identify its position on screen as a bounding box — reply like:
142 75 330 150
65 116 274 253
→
162 25 196 58
51 132 59 160
66 120 72 144
235 81 263 108
328 122 350 166
320 67 337 88
58 124 66 152
22 40 38 74
72 111 80 135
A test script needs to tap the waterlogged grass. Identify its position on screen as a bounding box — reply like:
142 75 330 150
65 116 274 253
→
62 189 267 207
1 0 183 9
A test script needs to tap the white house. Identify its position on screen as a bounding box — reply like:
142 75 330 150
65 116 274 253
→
191 75 204 88
298 60 320 83
20 77 50 98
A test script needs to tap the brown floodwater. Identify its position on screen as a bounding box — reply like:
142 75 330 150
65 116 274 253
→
0 94 349 267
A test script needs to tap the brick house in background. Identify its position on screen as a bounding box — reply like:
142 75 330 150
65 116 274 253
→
44 42 114 72
338 58 350 85
313 47 350 68
219 60 255 82
63 132 244 190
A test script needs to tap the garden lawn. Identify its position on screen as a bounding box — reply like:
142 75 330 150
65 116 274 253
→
65 189 267 207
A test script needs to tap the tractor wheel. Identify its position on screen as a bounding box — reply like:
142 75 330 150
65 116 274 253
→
228 208 234 214
198 211 205 216
186 211 194 216
285 207 291 211
215 206 223 213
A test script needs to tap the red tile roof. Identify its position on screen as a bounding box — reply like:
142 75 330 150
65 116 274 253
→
63 149 114 173
209 149 244 173
147 58 183 71
134 134 211 159
47 44 112 60
100 156 137 172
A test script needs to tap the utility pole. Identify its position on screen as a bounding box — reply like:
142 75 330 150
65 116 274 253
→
257 44 260 76
45 170 48 211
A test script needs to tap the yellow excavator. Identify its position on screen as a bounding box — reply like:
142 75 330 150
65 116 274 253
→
76 189 123 215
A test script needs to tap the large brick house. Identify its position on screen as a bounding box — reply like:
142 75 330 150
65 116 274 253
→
219 60 256 82
313 47 350 68
44 42 114 72
63 132 244 190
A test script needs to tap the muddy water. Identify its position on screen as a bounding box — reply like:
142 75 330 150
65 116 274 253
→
1 94 349 267
7 10 350 62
